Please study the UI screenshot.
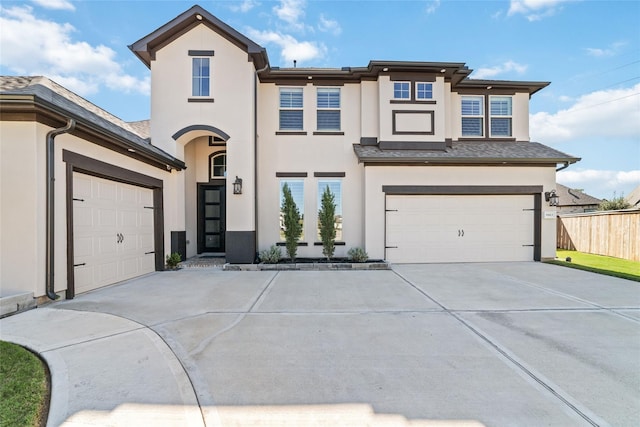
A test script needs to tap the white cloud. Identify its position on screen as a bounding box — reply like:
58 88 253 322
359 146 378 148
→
425 0 441 15
472 60 528 79
273 0 306 31
247 28 326 64
530 83 640 142
31 0 75 11
507 0 572 21
229 0 259 13
585 41 626 57
0 5 149 96
557 169 640 198
318 14 341 35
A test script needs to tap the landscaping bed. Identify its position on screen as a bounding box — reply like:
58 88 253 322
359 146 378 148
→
225 259 389 271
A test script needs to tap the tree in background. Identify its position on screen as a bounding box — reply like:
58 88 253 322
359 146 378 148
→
598 192 631 211
281 182 302 261
318 185 336 260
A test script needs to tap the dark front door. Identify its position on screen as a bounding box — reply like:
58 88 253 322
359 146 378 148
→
198 184 226 253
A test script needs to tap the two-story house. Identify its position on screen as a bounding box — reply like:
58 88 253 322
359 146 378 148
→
0 5 579 303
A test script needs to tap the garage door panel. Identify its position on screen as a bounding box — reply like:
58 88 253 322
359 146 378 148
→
386 195 534 263
73 172 156 295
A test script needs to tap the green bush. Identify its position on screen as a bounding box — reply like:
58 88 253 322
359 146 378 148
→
281 182 302 261
347 247 369 263
259 245 282 264
318 185 336 260
165 252 181 269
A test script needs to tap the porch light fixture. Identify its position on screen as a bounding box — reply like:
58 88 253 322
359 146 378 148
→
233 176 243 194
545 190 559 207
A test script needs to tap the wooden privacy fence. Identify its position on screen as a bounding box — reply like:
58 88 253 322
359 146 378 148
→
557 210 640 262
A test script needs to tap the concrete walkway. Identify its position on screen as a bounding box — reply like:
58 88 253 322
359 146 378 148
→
1 263 638 426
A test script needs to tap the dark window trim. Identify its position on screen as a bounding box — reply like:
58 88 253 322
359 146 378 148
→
276 242 309 247
392 110 435 135
382 185 542 261
188 98 215 103
63 149 165 299
391 100 437 105
276 172 308 177
458 137 517 142
312 131 345 136
208 151 227 181
314 172 346 177
313 241 346 246
188 50 215 56
276 131 308 135
390 76 436 102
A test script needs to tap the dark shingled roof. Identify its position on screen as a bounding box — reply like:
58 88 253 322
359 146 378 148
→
0 76 182 169
555 184 601 207
353 141 580 165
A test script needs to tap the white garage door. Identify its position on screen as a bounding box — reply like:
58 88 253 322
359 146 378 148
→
386 195 535 263
73 172 155 294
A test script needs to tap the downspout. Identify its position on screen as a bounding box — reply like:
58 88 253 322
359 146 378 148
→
46 118 76 300
556 162 570 172
254 63 269 262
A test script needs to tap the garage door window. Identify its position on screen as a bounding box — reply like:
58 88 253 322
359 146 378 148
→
279 180 304 241
317 180 342 241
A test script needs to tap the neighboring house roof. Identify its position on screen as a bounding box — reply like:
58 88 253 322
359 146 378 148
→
0 76 184 170
353 141 580 165
625 185 640 208
129 4 269 70
555 183 601 207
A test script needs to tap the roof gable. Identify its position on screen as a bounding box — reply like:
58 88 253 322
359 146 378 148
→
129 5 268 69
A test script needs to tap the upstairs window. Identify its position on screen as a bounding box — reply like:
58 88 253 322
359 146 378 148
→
490 96 513 137
317 88 341 131
279 88 303 130
393 82 410 99
461 96 484 137
192 58 210 97
416 82 433 100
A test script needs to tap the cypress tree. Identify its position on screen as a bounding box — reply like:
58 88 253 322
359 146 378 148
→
281 182 302 261
318 185 336 260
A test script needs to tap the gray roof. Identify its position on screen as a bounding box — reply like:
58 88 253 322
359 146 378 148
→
0 76 182 169
555 183 601 207
353 141 580 164
625 185 640 207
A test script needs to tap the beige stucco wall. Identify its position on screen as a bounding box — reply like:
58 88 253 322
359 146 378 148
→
0 121 176 298
363 165 558 260
256 82 365 258
151 23 256 234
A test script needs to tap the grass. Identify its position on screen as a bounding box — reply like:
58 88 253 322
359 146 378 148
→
548 250 640 282
0 341 49 427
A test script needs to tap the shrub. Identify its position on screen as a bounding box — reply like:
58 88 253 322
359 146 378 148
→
165 252 181 269
318 185 336 260
348 247 369 263
259 245 282 264
598 192 631 211
281 182 303 261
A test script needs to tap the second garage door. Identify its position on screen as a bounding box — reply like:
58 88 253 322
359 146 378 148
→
386 195 535 263
72 172 156 294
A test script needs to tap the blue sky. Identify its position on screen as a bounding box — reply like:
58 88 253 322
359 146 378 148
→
1 0 639 199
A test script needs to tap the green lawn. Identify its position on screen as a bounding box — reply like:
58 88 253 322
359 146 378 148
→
0 341 49 427
548 250 640 282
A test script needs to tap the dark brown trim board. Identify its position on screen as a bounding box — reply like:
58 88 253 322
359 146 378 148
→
276 172 308 177
187 98 215 103
188 50 215 56
382 185 543 261
312 131 345 136
63 149 165 299
314 172 346 177
275 131 308 136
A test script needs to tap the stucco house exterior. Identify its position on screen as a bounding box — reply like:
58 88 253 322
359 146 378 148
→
0 5 580 302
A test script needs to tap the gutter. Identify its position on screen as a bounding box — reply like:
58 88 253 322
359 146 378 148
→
254 63 269 262
556 162 570 172
46 118 76 300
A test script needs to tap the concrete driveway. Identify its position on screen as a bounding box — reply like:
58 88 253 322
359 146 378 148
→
1 262 638 426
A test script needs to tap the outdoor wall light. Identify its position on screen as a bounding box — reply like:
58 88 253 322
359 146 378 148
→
233 176 243 194
545 190 559 207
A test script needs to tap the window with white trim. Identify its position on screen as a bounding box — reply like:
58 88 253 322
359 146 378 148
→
490 96 513 137
279 88 303 130
192 58 210 97
209 152 226 179
317 180 342 241
279 180 304 241
317 88 341 131
393 81 410 99
416 82 433 100
461 95 484 137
